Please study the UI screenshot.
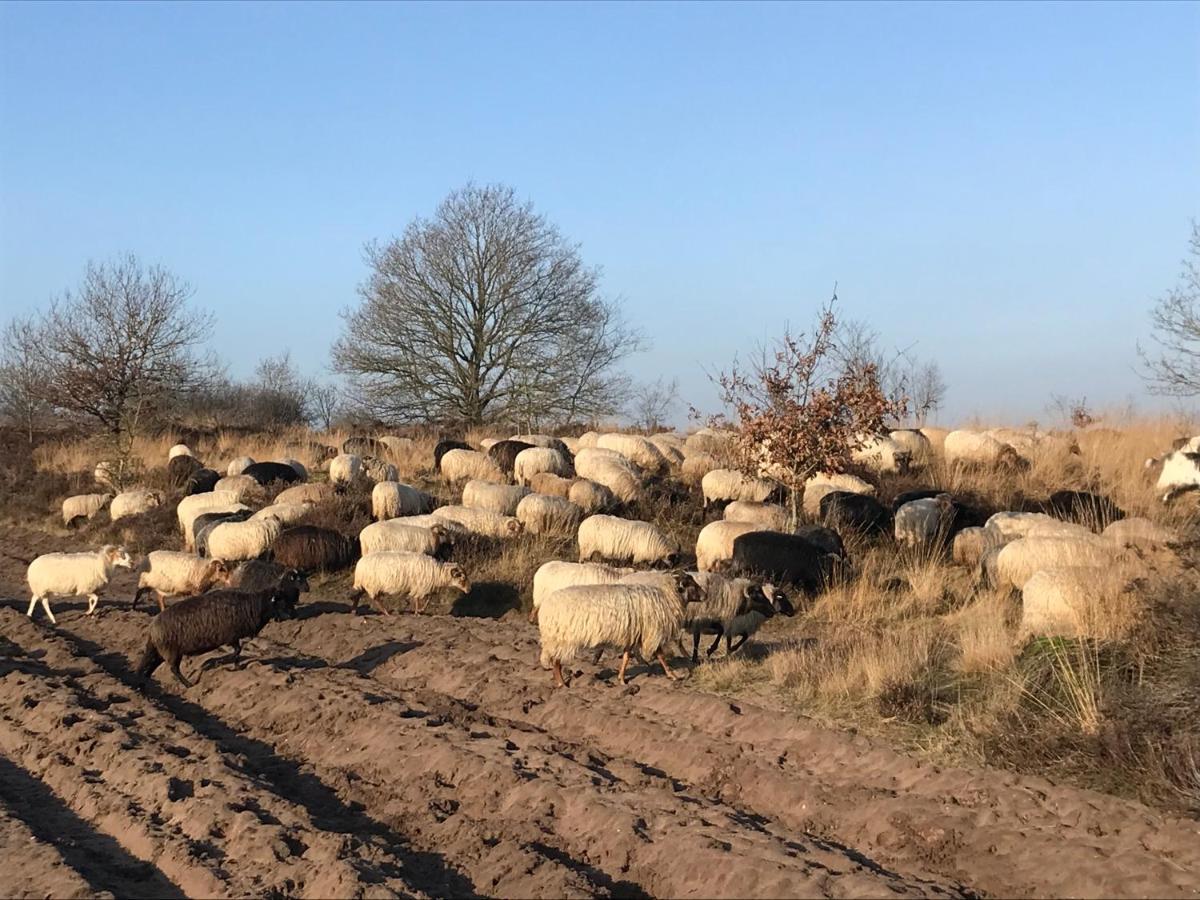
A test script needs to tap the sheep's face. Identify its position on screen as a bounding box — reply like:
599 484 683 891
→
742 583 775 619
673 572 703 604
663 551 681 568
764 583 795 617
107 546 135 569
447 565 471 593
505 520 524 537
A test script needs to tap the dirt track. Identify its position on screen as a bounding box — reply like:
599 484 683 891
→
2 523 1200 899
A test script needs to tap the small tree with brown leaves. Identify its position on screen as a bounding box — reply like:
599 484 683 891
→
710 299 905 525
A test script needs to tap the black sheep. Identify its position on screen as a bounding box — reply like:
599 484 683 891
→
184 468 221 496
820 491 890 536
167 454 204 487
136 570 309 687
228 559 285 592
487 440 535 476
241 461 303 486
794 524 847 559
194 509 254 557
1042 490 1126 526
272 525 359 573
434 439 472 471
729 531 838 594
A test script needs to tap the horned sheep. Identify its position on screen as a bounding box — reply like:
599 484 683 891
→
62 493 113 527
133 551 232 612
577 514 679 567
26 545 135 624
167 454 204 486
683 572 780 662
351 552 470 615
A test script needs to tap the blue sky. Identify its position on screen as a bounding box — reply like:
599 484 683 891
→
2 1 1197 424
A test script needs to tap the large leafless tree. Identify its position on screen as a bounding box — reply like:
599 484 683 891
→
1142 222 1200 396
334 184 641 427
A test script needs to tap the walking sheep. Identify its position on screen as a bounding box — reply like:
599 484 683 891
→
695 520 762 572
177 489 250 545
682 572 779 663
577 515 679 567
728 531 838 594
62 493 113 528
109 489 164 522
529 560 633 623
516 493 584 536
271 525 359 572
359 520 450 558
461 480 530 516
133 551 232 612
371 481 437 520
350 552 470 614
205 516 283 562
26 545 135 624
537 572 703 687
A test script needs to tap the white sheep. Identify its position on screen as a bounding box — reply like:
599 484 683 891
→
802 472 875 517
329 453 363 486
377 435 414 459
108 488 163 522
568 478 618 514
133 551 232 612
680 452 719 485
205 516 282 562
392 513 471 540
277 482 335 506
530 560 632 622
573 454 643 504
984 511 1086 544
26 545 134 623
226 456 256 477
577 514 679 567
461 480 530 516
596 433 668 475
371 481 437 520
537 572 702 686
478 437 500 451
516 493 583 536
723 500 790 532
177 491 248 547
1103 517 1178 548
351 551 470 614
62 492 113 527
851 434 912 475
168 443 195 460
213 474 262 503
529 472 577 498
93 460 119 489
952 527 1001 567
943 430 1022 469
511 433 569 453
888 429 933 468
251 502 313 527
576 431 601 449
513 447 573 486
439 449 505 484
695 520 761 572
432 505 524 539
1020 566 1113 638
363 457 398 483
894 495 956 547
359 520 448 557
993 535 1115 590
684 429 731 455
701 469 780 507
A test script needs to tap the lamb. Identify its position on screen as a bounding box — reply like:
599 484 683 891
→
529 560 632 623
723 500 791 532
802 473 875 517
701 469 781 508
133 551 232 611
434 439 473 470
135 571 309 687
516 493 583 536
226 456 256 477
573 454 643 504
194 510 254 557
431 505 524 539
439 449 505 484
486 439 535 477
577 514 679 567
568 478 618 514
359 520 450 558
513 447 574 486
461 480 530 516
62 493 113 528
329 453 363 486
177 490 248 547
109 489 164 522
529 472 577 498
167 453 204 486
728 531 838 594
371 481 437 520
993 535 1115 590
695 520 762 572
241 461 304 486
212 474 262 503
362 456 398 483
851 434 912 475
250 502 314 527
683 572 778 662
537 572 703 687
168 443 195 460
276 482 335 506
205 516 283 562
350 552 470 614
943 430 1023 470
26 545 135 624
596 433 669 475
272 525 359 572
184 468 220 496
894 495 956 547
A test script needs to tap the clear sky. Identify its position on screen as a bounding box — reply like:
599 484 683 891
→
2 1 1197 425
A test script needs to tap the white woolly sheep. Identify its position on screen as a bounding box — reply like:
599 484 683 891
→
205 515 282 562
723 500 790 532
919 426 949 452
462 480 531 516
596 433 668 475
351 551 470 614
226 456 256 477
251 502 313 527
894 495 956 547
701 469 780 508
516 493 583 536
276 482 335 506
93 460 120 489
511 434 570 454
177 490 248 545
574 454 644 504
109 488 164 521
529 472 576 498
695 520 761 572
888 429 933 467
537 572 703 686
1103 517 1177 548
439 449 505 484
26 545 134 623
213 474 262 503
568 478 618 514
329 453 363 486
168 443 195 460
684 429 731 455
133 551 232 612
680 452 719 485
952 527 1000 567
529 560 633 622
363 457 398 483
576 431 601 449
577 514 679 567
393 513 471 540
513 447 573 486
377 435 414 459
983 511 1089 544
62 493 113 527
993 535 1115 590
851 434 912 475
1020 566 1115 638
943 430 1022 469
478 437 500 451
432 505 524 539
371 481 437 520
560 436 580 454
359 520 448 557
802 472 875 517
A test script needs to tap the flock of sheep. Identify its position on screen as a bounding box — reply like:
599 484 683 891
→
21 423 1190 689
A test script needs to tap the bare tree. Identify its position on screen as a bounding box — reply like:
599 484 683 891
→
310 381 341 431
0 315 52 443
250 351 310 427
334 183 641 427
835 317 945 426
906 360 947 426
1142 222 1200 395
630 377 679 432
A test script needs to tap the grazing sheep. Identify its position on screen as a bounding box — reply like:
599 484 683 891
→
576 431 601 449
344 436 386 457
362 456 398 483
133 551 232 612
135 571 309 687
701 469 781 508
109 489 164 522
350 552 470 614
894 495 956 547
213 474 262 503
695 520 761 572
537 572 703 687
529 472 577 498
984 511 1066 543
276 482 335 506
241 461 304 486
851 434 912 475
478 438 500 451
1020 566 1114 638
794 524 847 559
62 493 113 528
371 481 437 520
820 491 890 536
431 505 524 539
1103 517 1177 548
919 426 950 452
439 449 505 484
683 572 778 662
1042 490 1125 526
26 545 135 624
723 500 791 532
487 439 535 477
725 582 796 657
206 516 283 562
194 510 255 557
952 526 1001 567
802 473 875 517
680 452 719 485
728 531 838 594
433 439 473 470
177 491 248 546
516 493 583 535
272 525 358 573
168 443 195 460
943 431 1023 470
530 560 633 623
596 433 669 475
574 454 643 504
251 502 314 527
359 520 449 558
185 468 221 496
511 434 571 455
578 514 679 567
888 429 933 468
568 478 618 514
993 535 1114 590
329 453 363 486
167 454 204 486
462 480 530 516
513 447 574 486
226 456 256 477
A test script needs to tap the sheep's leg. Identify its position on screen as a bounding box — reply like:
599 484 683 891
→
40 598 57 625
592 647 604 665
527 606 538 624
373 595 392 617
167 652 194 688
691 632 702 664
617 650 631 685
86 594 99 615
552 660 568 688
230 639 242 667
157 592 167 612
25 595 38 618
657 651 678 681
706 630 724 658
728 634 749 655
